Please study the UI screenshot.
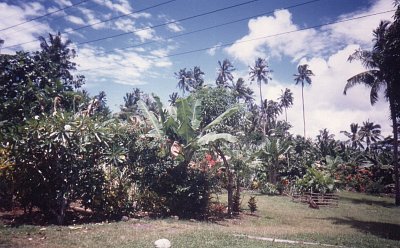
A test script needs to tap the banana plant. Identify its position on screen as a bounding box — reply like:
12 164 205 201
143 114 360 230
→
138 95 239 165
257 137 291 184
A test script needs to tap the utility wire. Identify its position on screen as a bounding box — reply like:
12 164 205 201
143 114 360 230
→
1 0 98 37
77 0 261 45
2 0 178 50
79 9 394 72
0 0 90 32
93 0 324 56
160 10 395 58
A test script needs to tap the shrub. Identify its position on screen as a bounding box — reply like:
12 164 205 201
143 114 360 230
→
248 196 257 213
296 167 336 194
259 182 279 195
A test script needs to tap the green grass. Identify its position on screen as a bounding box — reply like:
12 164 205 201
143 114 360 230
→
1 191 399 248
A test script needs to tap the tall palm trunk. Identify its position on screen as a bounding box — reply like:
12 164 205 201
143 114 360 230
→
259 83 266 135
301 84 306 138
284 107 288 122
390 98 399 206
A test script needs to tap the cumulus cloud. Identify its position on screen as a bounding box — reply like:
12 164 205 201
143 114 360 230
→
246 45 392 139
93 0 133 15
0 2 52 53
207 43 222 56
65 15 85 25
226 0 394 64
166 22 184 33
224 0 395 138
74 45 172 86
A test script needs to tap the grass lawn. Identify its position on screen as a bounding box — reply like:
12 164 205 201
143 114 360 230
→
1 191 399 248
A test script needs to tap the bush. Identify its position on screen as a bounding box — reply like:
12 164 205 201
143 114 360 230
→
296 167 336 194
248 196 257 213
259 182 279 195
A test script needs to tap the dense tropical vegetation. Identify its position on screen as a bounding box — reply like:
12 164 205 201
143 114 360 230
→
0 3 399 227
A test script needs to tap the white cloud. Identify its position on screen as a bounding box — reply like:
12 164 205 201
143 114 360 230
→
74 45 173 86
166 22 184 33
93 0 133 15
226 0 395 64
77 7 107 29
114 18 136 32
135 27 156 42
248 45 392 139
65 15 85 25
207 43 222 56
54 0 73 7
224 0 395 138
324 0 394 46
0 2 52 53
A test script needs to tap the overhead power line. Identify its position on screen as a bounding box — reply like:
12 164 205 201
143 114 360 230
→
2 0 178 50
160 10 395 59
1 0 98 37
77 0 261 45
0 0 90 32
92 0 324 56
3 0 260 49
78 9 394 72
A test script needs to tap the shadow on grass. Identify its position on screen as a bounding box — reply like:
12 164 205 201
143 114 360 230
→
326 217 400 240
340 195 395 208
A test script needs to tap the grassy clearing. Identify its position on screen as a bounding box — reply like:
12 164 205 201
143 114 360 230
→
1 191 399 248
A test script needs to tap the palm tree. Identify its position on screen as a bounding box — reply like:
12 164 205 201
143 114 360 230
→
175 68 191 96
340 123 363 150
191 66 205 90
294 64 314 138
264 100 282 125
278 88 293 122
216 59 235 88
249 57 272 108
168 92 179 106
231 78 254 103
359 120 381 152
344 16 400 205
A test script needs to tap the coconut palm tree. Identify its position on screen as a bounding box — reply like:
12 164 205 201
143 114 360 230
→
168 92 179 106
344 16 400 205
294 64 314 138
340 123 363 150
191 66 205 90
359 120 381 152
264 99 282 125
216 59 235 88
231 78 254 103
175 68 191 96
278 88 293 122
249 57 272 108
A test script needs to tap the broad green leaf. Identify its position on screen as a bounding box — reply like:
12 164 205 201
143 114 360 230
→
203 105 239 131
152 94 166 123
177 121 195 145
197 132 237 146
137 100 164 138
191 98 201 130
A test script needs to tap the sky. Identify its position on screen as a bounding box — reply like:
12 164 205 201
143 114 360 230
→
0 0 397 140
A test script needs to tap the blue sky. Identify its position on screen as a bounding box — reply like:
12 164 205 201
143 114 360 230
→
0 0 397 139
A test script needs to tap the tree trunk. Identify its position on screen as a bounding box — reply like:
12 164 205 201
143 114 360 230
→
301 84 306 138
259 83 267 136
389 99 399 206
215 146 233 217
285 107 287 122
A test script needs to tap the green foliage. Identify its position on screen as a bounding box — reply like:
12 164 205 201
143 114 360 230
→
259 182 279 195
296 167 336 194
232 191 241 214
